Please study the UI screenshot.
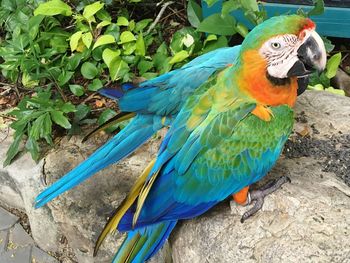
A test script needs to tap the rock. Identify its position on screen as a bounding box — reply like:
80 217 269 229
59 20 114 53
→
0 230 9 254
331 68 350 97
0 133 60 253
31 247 59 263
0 91 350 262
0 207 18 231
1 246 31 263
9 224 34 248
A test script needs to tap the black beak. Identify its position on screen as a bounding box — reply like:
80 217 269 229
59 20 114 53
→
287 31 327 95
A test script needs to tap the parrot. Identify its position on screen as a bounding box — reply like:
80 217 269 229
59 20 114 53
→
34 40 310 209
90 15 326 262
35 46 243 208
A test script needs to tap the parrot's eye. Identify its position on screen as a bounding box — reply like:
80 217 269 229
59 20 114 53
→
271 42 281 49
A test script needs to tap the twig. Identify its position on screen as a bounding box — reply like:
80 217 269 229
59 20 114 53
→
47 71 67 102
146 1 174 35
160 8 186 23
14 70 21 98
167 7 186 22
0 88 11 96
0 114 16 121
82 92 97 104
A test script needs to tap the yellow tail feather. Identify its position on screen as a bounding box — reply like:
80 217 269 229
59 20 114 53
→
94 159 156 255
132 169 160 227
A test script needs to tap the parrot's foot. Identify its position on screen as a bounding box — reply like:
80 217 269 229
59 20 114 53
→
240 176 291 223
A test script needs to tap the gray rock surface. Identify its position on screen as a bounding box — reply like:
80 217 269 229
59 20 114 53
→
0 207 18 231
0 206 58 263
0 90 349 262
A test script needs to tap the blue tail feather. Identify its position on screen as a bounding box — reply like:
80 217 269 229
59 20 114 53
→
35 115 160 208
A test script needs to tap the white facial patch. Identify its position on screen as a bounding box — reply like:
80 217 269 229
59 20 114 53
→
259 34 302 79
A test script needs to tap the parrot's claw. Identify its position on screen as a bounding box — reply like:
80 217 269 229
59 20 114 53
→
240 176 291 223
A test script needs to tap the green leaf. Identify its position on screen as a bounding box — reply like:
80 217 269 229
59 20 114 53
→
204 0 220 7
98 108 116 125
96 9 111 21
102 48 121 68
322 37 335 53
25 138 40 161
83 1 104 20
135 33 145 56
70 31 83 52
135 19 152 32
105 24 120 42
42 113 53 139
69 84 85 96
88 79 103 91
239 0 259 12
93 35 115 49
236 22 249 37
325 86 345 96
81 62 99 79
122 42 136 55
28 15 44 39
197 14 236 35
34 0 72 16
119 31 136 44
51 111 71 129
169 50 189 64
326 52 342 79
61 103 76 113
308 0 325 17
67 53 83 71
187 0 202 28
29 114 46 140
157 42 168 55
109 58 130 81
74 104 91 121
58 71 74 86
138 60 153 75
202 35 228 53
82 32 93 48
222 0 240 17
128 20 135 31
204 34 217 46
4 131 24 166
117 16 129 26
97 20 111 29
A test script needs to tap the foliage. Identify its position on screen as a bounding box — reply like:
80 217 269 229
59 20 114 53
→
308 52 344 95
0 0 233 165
0 0 344 165
4 89 75 166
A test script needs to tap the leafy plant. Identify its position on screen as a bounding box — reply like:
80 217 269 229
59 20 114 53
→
308 52 344 95
4 89 75 165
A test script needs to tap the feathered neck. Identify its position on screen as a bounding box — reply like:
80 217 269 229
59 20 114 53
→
230 50 298 108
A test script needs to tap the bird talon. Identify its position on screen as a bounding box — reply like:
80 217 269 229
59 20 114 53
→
240 176 291 223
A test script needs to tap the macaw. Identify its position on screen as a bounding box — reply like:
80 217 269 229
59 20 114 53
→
35 46 242 208
90 15 326 262
34 41 310 209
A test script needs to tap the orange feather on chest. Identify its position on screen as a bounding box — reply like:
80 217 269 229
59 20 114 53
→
238 50 298 108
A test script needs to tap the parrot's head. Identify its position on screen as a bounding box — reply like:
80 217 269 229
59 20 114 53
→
237 15 326 105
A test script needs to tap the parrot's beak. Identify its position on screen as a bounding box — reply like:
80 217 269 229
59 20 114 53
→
287 30 327 95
